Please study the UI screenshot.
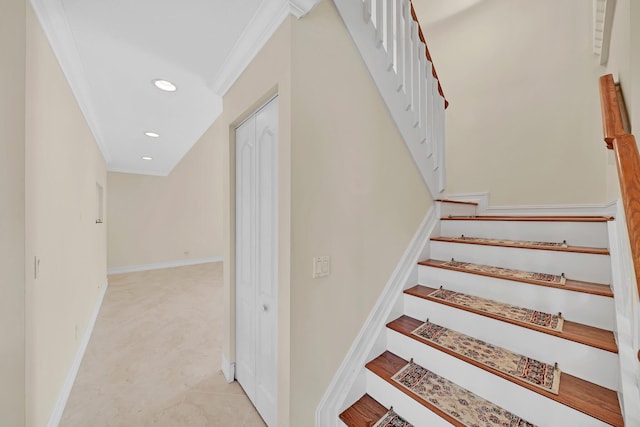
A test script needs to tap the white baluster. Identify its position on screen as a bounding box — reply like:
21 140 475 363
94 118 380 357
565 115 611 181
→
376 0 384 47
411 21 420 126
419 46 427 142
437 95 446 192
433 81 441 171
363 0 372 24
395 0 405 91
426 62 434 157
385 0 394 70
403 0 413 111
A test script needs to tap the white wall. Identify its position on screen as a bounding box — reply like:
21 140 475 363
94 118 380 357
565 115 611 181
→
0 0 26 424
25 5 107 426
107 122 223 270
413 0 609 205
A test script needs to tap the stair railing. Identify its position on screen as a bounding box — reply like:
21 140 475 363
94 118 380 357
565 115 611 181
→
332 0 449 197
599 74 640 304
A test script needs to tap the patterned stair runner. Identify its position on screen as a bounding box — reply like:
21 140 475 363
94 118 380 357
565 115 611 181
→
440 260 566 286
428 287 564 331
411 321 561 394
373 409 413 427
392 360 536 426
447 236 568 249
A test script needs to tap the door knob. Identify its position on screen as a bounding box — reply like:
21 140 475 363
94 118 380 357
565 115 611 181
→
262 304 268 312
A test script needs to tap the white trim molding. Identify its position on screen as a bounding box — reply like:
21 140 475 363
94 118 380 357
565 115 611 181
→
47 279 109 427
221 353 236 384
29 0 111 164
212 0 320 95
440 192 618 217
107 256 223 275
593 0 616 65
315 206 438 427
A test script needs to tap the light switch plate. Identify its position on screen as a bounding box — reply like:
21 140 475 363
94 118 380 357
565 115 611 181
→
313 256 330 278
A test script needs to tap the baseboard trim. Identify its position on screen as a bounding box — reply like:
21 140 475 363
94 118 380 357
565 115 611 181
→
441 192 618 216
47 279 108 427
107 256 223 275
315 206 437 427
221 353 235 383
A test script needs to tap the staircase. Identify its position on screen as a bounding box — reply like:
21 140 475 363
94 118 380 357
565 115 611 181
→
339 200 624 426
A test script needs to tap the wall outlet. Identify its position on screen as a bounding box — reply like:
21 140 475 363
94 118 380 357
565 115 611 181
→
312 256 330 278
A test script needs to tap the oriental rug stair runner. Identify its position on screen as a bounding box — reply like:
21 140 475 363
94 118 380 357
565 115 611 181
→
392 360 536 426
449 236 568 249
440 259 567 286
372 409 413 427
411 321 561 394
428 287 564 332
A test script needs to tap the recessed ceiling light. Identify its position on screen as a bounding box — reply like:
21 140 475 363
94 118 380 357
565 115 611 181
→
144 131 160 138
153 79 177 92
142 156 153 160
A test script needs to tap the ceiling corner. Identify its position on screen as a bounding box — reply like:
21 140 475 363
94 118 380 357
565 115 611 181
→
288 0 321 18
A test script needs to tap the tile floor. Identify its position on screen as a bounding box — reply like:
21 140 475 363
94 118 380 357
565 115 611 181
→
60 262 266 427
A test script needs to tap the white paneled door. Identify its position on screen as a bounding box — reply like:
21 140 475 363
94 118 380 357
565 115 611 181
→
235 97 278 427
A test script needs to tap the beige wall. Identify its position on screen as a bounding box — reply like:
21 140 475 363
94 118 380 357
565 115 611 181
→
0 0 26 425
107 123 223 269
414 0 610 205
288 1 431 424
25 5 107 426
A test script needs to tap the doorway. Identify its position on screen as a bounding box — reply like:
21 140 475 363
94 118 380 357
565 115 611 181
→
235 96 278 426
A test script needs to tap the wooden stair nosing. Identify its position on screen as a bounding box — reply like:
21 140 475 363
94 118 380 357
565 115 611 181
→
339 394 388 427
418 258 614 297
435 198 479 206
430 236 610 255
440 215 614 222
404 285 618 353
387 315 623 427
365 351 466 427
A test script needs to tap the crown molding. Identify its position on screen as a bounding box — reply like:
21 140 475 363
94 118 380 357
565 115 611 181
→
593 0 616 65
211 0 320 95
28 0 112 163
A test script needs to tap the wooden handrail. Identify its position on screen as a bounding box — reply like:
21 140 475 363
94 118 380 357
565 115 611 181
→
409 0 448 109
599 74 640 302
599 74 625 149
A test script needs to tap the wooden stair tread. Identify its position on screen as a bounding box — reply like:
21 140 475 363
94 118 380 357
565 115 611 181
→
431 236 610 255
387 315 623 427
441 215 614 222
435 198 478 206
339 394 388 427
419 258 614 297
405 285 618 353
366 351 464 426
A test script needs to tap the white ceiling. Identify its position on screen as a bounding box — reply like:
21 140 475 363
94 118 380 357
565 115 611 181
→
30 0 319 176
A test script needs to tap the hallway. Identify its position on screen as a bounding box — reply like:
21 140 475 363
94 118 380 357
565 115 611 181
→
60 262 265 426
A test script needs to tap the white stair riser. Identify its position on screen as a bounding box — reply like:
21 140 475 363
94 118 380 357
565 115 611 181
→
403 295 620 390
365 370 452 427
438 203 476 218
429 241 611 284
386 331 611 427
418 266 615 330
440 220 609 248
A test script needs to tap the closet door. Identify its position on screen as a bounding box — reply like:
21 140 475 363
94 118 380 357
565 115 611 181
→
235 97 278 426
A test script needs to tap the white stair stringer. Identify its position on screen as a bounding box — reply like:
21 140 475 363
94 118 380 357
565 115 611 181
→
440 219 610 248
385 330 612 427
403 293 619 391
418 266 616 331
429 240 612 284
